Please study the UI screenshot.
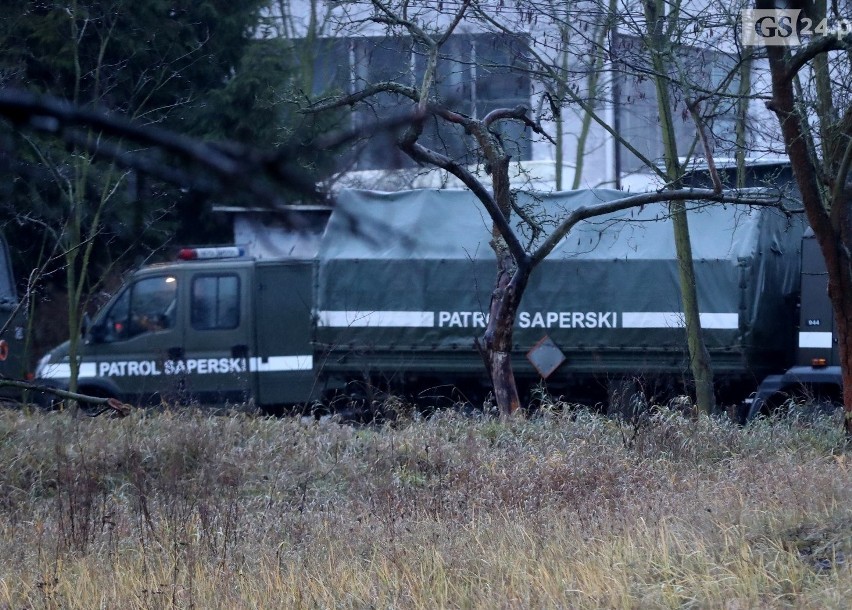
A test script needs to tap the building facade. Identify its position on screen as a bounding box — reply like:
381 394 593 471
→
258 0 782 193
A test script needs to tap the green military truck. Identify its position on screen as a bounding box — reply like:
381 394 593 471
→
34 189 813 413
35 248 316 407
743 227 843 419
0 234 28 398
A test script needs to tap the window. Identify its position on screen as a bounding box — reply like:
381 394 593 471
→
0 237 16 303
191 275 240 330
351 36 416 170
614 35 740 174
102 276 177 342
319 33 531 171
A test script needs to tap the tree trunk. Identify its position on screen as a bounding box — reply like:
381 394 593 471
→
831 256 852 435
671 201 716 413
812 197 852 435
764 41 852 434
644 0 716 414
482 250 527 416
572 0 615 190
825 185 852 435
735 55 752 190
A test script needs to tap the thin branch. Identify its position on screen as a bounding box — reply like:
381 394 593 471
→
473 3 669 182
369 0 434 46
481 105 556 146
436 0 472 46
401 139 529 265
686 100 722 193
784 33 852 82
832 136 852 210
305 82 420 113
530 188 789 266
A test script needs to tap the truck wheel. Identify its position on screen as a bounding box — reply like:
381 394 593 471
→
32 389 61 410
607 378 649 420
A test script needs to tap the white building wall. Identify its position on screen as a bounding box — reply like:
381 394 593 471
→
259 0 783 193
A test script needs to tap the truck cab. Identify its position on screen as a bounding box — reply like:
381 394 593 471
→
35 247 316 409
744 228 842 421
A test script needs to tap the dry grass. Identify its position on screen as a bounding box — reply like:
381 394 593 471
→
0 405 850 609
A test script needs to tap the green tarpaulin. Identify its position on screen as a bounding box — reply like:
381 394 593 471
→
316 189 803 380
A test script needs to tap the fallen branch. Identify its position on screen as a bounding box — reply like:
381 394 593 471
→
0 379 131 417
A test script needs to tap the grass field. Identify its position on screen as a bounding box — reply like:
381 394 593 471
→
0 404 850 609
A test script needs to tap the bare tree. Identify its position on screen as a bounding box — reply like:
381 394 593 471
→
642 0 716 413
473 0 770 413
0 1 268 399
760 0 852 433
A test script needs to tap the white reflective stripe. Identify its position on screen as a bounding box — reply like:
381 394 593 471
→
318 310 435 328
799 331 833 348
38 363 70 379
622 312 684 328
699 313 739 329
39 358 313 379
249 355 313 372
38 362 97 379
80 363 97 376
621 312 738 329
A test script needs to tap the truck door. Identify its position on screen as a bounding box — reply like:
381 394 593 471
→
85 272 184 404
180 266 255 406
254 260 316 406
798 231 837 365
0 234 26 391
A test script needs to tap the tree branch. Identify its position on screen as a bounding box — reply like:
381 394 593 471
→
765 45 833 239
481 104 556 146
530 188 790 266
784 33 852 82
305 82 420 114
0 88 324 207
0 379 131 416
436 0 472 46
369 0 435 46
687 99 722 193
400 139 529 265
472 3 670 182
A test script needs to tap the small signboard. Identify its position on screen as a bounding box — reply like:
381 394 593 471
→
526 335 566 379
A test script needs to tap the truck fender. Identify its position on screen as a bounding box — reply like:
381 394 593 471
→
744 374 784 423
76 377 124 401
747 366 843 422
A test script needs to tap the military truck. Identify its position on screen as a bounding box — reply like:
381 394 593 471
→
0 233 27 397
35 247 315 407
34 188 820 414
742 227 842 419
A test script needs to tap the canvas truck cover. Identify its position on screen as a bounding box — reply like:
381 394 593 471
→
316 189 803 379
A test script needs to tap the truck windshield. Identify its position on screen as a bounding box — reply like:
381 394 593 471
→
101 276 177 341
